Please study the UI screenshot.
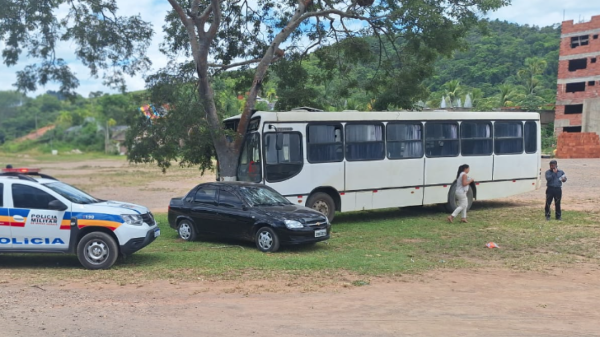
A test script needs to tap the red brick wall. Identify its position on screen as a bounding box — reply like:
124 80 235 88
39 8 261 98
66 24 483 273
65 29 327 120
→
556 132 600 158
561 15 600 34
554 104 583 127
560 15 600 57
557 59 600 80
554 15 600 142
556 83 600 100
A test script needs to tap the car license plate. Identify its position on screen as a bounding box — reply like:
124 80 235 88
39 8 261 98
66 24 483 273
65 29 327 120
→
315 229 326 238
154 228 161 238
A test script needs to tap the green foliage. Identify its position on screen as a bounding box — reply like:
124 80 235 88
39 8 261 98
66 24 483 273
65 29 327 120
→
125 66 217 173
0 90 146 153
542 122 557 152
427 20 560 95
1 0 153 95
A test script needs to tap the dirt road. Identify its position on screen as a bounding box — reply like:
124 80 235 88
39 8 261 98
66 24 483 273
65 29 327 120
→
1 157 599 336
2 268 599 336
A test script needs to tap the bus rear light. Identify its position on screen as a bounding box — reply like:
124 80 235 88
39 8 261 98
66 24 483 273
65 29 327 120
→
415 187 420 190
340 192 345 196
373 190 378 193
476 183 480 186
443 185 447 188
513 180 516 182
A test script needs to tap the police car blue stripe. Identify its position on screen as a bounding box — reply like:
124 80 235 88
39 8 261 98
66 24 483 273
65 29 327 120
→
8 209 30 217
71 212 123 222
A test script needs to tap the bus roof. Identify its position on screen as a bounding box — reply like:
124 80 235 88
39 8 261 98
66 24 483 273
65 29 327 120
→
224 110 540 123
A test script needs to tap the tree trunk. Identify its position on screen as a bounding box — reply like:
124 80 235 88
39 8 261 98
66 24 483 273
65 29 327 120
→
214 141 238 181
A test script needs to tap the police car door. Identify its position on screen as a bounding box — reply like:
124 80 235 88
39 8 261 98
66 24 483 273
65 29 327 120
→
0 182 11 248
8 182 70 250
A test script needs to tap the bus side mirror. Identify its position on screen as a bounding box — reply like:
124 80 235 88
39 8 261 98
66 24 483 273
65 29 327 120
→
276 133 283 151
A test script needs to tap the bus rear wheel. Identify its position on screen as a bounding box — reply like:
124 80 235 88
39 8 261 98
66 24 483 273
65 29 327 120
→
445 184 474 213
307 192 335 222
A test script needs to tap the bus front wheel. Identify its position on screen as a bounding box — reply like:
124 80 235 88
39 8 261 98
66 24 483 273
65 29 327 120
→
445 184 474 213
307 192 335 223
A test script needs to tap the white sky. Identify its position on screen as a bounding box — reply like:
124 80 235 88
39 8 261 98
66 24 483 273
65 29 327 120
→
1 0 599 97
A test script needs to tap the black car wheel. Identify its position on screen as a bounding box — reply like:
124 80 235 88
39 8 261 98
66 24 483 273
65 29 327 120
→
178 219 197 241
77 232 119 270
307 192 335 222
255 227 280 252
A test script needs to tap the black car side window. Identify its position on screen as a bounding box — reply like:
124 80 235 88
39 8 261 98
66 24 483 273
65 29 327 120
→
218 189 244 208
12 184 58 210
194 187 217 204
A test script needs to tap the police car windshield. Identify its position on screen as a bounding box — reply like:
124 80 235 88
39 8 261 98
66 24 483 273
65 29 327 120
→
44 182 100 204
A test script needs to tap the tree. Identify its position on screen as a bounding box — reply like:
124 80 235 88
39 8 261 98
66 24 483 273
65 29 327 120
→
517 57 548 95
497 83 517 107
2 0 510 179
443 80 462 108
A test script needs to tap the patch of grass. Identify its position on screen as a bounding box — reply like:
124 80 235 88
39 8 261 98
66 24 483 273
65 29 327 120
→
1 204 598 284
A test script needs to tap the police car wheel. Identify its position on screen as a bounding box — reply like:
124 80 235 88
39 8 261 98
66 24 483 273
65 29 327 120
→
77 232 119 270
178 220 197 241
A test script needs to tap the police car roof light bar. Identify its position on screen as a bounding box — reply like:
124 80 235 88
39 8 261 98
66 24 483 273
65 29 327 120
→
1 168 58 181
0 172 39 182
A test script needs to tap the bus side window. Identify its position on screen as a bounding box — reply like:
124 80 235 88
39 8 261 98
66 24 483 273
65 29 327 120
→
524 121 537 153
307 124 344 163
387 123 423 159
494 122 523 155
425 122 459 157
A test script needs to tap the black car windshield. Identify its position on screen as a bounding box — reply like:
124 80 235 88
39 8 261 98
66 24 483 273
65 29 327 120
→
239 186 292 206
44 181 100 204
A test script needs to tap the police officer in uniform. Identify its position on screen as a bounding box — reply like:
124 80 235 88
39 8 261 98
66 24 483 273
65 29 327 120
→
545 159 567 221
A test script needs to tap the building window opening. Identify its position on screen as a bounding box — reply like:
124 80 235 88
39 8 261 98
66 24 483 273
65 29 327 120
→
566 82 586 93
564 104 583 114
563 126 582 133
594 34 599 39
589 81 596 86
571 35 589 48
592 58 597 63
568 58 587 71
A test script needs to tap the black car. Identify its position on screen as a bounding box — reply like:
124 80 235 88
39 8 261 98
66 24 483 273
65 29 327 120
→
168 182 331 252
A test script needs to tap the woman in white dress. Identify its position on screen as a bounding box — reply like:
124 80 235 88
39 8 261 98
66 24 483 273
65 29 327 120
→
447 164 474 223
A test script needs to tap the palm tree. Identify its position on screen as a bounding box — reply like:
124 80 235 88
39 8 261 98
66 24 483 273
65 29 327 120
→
443 80 461 108
497 83 517 107
265 87 277 102
517 58 547 95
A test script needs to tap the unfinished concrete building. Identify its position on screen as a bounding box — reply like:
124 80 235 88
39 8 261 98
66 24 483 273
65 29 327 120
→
555 15 600 158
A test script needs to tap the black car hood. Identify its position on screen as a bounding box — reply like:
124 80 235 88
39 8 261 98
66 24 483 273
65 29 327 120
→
254 204 326 223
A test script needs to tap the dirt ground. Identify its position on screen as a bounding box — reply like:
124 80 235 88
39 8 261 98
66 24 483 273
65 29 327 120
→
2 157 600 336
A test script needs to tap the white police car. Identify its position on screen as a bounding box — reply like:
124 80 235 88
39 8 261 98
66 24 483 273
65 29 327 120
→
0 167 160 269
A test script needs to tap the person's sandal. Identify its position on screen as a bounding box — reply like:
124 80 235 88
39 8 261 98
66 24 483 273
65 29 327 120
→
447 215 454 223
461 218 468 223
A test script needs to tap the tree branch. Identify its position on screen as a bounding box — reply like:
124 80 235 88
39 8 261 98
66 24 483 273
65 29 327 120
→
167 0 190 26
206 0 222 39
208 56 282 70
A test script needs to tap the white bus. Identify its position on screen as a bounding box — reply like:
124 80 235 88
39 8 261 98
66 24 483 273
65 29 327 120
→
221 108 542 221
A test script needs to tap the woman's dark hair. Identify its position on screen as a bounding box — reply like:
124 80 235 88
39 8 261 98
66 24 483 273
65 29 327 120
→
456 164 469 179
